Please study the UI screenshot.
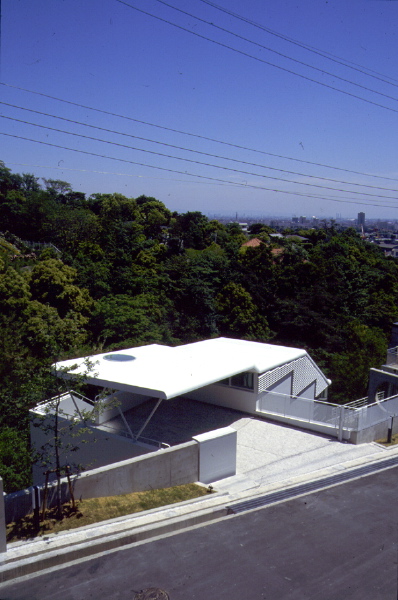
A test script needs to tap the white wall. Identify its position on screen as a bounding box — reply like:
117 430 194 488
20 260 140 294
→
297 381 316 399
186 382 257 414
256 374 293 414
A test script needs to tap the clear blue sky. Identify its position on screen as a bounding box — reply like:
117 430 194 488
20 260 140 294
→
1 0 398 219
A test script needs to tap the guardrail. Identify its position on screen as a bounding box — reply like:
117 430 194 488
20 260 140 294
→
96 422 170 449
257 389 398 437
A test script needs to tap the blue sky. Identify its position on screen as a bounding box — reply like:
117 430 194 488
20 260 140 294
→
1 0 398 219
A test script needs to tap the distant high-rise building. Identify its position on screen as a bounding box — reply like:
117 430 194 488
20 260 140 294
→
358 212 365 227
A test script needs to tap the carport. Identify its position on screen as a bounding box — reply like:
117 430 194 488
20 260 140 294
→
54 338 322 443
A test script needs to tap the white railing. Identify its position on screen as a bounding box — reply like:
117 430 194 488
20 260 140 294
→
96 422 170 449
257 389 398 435
386 346 398 367
257 391 342 429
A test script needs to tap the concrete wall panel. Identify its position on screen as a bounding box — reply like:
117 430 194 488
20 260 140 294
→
73 442 199 499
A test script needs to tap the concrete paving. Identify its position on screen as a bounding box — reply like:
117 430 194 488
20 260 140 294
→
102 397 386 493
211 416 386 492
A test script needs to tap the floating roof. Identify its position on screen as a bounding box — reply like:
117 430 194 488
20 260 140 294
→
54 338 307 400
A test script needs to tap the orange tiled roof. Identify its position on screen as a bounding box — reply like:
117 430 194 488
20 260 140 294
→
241 238 263 248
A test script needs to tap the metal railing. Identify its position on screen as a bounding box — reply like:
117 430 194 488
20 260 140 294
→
386 346 398 367
96 422 170 449
257 389 398 435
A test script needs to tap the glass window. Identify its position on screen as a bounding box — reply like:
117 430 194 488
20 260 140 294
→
230 372 254 390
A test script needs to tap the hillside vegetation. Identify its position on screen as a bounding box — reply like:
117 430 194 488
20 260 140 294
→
1 161 397 492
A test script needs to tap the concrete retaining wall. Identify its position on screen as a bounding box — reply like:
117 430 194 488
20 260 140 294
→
348 416 398 444
5 442 199 524
5 427 238 526
5 482 71 524
73 441 199 499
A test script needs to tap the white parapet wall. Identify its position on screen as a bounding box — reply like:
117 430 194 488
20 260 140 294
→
193 427 237 484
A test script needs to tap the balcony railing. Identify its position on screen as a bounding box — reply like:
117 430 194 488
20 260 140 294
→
386 346 398 367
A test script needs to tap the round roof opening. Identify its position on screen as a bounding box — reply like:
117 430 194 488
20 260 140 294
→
103 354 136 362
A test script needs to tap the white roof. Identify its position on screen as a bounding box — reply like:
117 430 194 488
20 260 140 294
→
54 338 307 400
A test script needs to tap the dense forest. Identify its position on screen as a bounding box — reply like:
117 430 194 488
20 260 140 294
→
1 160 397 492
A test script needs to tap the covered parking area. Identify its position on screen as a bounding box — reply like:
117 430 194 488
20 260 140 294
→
54 337 329 446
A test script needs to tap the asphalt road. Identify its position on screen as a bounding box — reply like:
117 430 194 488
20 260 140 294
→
1 467 397 600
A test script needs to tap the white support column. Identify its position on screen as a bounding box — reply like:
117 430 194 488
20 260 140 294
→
338 405 345 442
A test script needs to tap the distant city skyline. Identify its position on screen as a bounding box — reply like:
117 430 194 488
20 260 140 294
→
2 0 398 219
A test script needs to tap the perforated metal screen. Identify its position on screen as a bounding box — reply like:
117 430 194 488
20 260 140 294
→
258 355 329 398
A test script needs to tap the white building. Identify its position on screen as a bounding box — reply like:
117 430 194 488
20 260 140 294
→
54 337 330 416
30 338 331 483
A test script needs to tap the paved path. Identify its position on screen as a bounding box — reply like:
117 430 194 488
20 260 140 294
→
212 416 385 492
103 397 386 494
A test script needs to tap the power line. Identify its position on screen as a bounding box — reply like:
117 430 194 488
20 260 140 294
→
115 0 398 115
7 162 388 203
3 114 398 200
153 0 398 104
2 101 398 193
2 132 398 209
2 82 397 183
6 163 235 186
197 0 398 88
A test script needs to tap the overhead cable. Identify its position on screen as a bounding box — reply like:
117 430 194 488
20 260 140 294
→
197 0 398 88
2 82 397 183
2 132 398 209
2 102 397 193
153 0 398 104
3 114 398 200
115 0 398 115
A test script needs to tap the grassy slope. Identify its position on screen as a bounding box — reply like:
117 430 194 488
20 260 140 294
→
7 483 210 542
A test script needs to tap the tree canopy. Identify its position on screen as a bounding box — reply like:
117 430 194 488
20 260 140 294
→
1 162 397 491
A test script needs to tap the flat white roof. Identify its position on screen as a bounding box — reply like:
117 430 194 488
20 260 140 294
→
54 338 307 400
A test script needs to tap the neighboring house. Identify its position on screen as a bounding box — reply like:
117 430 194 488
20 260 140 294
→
373 242 398 257
241 238 264 248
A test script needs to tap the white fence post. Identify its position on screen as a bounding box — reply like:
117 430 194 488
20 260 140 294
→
338 405 345 442
0 478 6 553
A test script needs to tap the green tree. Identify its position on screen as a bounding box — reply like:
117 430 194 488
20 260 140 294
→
216 282 271 341
329 322 388 402
90 293 165 349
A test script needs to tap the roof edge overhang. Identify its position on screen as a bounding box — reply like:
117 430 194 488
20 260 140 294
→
56 371 167 400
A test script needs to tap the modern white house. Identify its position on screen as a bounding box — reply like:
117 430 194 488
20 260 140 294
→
54 336 331 420
30 338 333 485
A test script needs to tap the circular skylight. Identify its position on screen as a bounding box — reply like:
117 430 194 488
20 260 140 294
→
103 354 136 362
